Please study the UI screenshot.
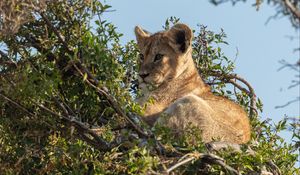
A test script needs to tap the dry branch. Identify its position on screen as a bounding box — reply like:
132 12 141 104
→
36 102 112 151
0 91 111 152
0 92 35 117
283 0 300 20
165 152 239 175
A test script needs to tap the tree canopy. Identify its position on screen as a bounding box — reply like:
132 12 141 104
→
0 1 299 174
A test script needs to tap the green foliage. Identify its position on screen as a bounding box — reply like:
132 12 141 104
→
0 1 299 174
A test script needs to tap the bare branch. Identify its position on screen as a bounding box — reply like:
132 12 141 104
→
0 92 35 117
39 12 72 54
166 154 197 173
0 50 17 68
35 102 112 151
275 97 300 108
210 71 258 118
165 152 239 175
266 160 282 175
0 91 112 152
283 0 300 20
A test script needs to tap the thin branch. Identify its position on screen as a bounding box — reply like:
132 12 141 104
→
166 152 239 175
0 91 111 152
0 50 17 69
210 71 257 118
35 102 112 151
72 63 150 138
266 160 282 175
0 92 35 117
0 92 56 130
275 97 300 108
39 12 72 54
166 155 197 173
283 0 300 20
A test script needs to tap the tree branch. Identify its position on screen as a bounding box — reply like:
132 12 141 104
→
165 152 239 175
35 102 112 151
72 63 150 138
0 50 18 70
283 0 300 20
0 92 35 117
0 91 111 152
210 71 257 118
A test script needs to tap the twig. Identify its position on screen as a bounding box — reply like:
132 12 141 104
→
165 152 239 175
0 91 111 152
166 155 198 173
39 12 72 54
35 102 112 151
275 97 300 109
0 50 18 72
0 92 35 117
283 0 300 20
0 92 56 130
0 50 10 60
266 160 282 175
201 153 239 175
210 71 257 118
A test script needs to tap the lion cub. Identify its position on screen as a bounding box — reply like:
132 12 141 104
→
135 24 251 144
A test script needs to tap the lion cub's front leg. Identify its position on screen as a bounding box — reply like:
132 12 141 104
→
155 94 218 143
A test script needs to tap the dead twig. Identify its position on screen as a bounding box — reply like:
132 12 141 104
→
283 0 300 20
166 153 198 173
0 92 35 117
35 102 112 151
165 152 239 175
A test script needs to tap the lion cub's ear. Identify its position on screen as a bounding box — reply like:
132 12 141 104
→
166 23 193 54
134 26 150 49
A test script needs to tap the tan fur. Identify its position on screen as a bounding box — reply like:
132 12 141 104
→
135 24 251 144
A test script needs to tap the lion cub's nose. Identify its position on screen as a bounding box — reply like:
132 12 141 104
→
139 73 150 79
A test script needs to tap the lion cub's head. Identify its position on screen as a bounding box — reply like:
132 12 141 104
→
135 24 193 88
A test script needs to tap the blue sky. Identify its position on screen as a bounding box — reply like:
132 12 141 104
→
103 0 299 139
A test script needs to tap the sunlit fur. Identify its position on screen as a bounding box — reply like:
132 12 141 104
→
135 24 251 144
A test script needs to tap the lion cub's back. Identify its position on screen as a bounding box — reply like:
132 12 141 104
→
201 93 251 143
156 93 251 143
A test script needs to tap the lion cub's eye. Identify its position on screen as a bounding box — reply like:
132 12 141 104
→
154 54 164 62
139 54 144 61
